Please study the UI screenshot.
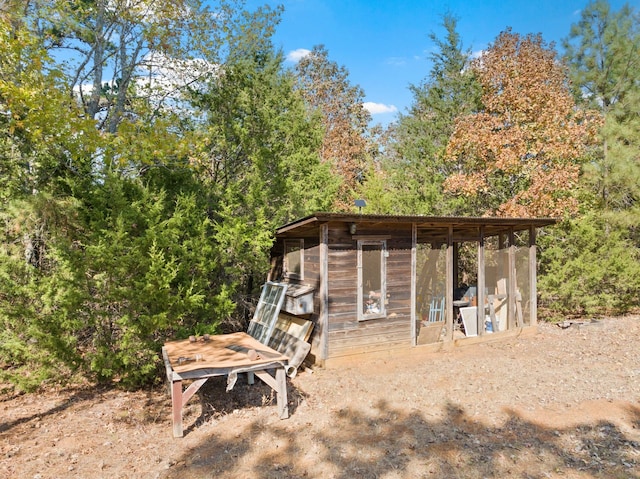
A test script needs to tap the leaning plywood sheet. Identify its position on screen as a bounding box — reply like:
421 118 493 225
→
268 312 314 376
460 306 478 337
275 312 313 341
417 321 443 344
489 294 508 332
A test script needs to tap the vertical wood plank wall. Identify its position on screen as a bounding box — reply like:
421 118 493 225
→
508 228 517 329
319 223 329 361
325 222 413 358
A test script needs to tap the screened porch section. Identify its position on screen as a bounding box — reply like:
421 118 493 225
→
415 225 535 344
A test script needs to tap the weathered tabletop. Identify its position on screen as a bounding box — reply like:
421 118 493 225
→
163 332 290 437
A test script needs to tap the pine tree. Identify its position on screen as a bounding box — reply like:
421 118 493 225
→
380 14 481 215
563 0 640 218
537 1 640 317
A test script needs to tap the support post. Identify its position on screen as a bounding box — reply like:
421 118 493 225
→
445 225 454 341
529 226 537 326
477 227 485 336
508 228 517 328
171 379 184 438
411 222 417 346
276 367 289 419
319 223 329 361
171 377 207 438
255 368 289 419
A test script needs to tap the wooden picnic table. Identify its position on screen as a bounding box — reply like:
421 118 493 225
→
162 332 290 437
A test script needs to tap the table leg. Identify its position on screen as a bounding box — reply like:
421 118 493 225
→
276 367 289 419
171 379 183 438
254 368 289 420
171 378 208 438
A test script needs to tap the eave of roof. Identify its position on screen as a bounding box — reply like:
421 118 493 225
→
276 212 557 236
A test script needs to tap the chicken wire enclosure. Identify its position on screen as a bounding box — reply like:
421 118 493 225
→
413 226 538 339
415 242 447 344
478 230 532 334
515 230 532 327
483 238 510 332
416 243 447 320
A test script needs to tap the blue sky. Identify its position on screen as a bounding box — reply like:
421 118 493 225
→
250 0 638 126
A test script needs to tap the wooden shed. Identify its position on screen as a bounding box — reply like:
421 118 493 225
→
267 213 556 367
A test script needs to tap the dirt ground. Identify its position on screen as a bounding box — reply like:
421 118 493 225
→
1 315 639 479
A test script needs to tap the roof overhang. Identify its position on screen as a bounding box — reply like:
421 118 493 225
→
275 212 557 239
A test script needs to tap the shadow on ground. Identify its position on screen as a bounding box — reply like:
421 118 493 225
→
182 373 308 436
0 386 107 434
162 394 640 479
0 383 168 435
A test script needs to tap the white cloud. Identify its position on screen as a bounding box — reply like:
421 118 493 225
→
135 51 218 113
286 48 311 62
72 52 217 104
363 102 398 115
386 56 407 66
140 51 217 89
71 51 218 120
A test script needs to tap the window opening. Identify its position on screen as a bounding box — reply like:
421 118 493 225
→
284 239 303 280
358 240 386 320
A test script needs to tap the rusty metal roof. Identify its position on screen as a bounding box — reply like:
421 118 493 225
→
275 212 556 239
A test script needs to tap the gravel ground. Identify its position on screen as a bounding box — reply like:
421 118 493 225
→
1 315 639 479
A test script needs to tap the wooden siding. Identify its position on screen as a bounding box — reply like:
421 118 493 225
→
325 223 414 358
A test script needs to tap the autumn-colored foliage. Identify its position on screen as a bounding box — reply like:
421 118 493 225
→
444 29 602 218
295 46 371 210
